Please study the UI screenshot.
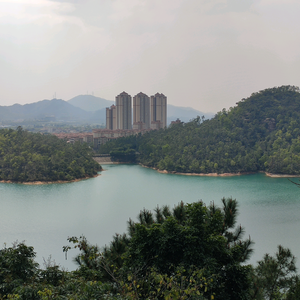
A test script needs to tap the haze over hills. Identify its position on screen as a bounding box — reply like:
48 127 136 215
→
67 95 114 112
68 95 213 124
0 99 91 122
0 95 213 124
167 104 214 123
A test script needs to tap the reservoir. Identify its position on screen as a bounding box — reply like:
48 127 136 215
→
0 164 300 270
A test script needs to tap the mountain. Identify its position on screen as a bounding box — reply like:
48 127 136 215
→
67 95 114 111
0 99 91 122
89 108 107 123
167 104 214 123
99 85 300 175
0 96 213 125
68 95 214 123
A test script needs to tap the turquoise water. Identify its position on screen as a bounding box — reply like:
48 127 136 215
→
0 164 300 270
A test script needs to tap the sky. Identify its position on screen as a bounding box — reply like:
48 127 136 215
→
0 0 300 113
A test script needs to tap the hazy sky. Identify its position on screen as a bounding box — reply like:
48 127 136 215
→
0 0 299 112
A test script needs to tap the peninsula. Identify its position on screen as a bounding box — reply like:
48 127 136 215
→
0 127 101 183
99 85 300 176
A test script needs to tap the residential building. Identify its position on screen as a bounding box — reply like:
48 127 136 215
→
133 92 150 129
106 105 117 130
150 93 167 129
116 91 132 130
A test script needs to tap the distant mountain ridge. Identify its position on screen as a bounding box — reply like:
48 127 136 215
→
68 95 214 124
0 96 213 124
0 99 91 122
167 104 214 123
67 95 114 112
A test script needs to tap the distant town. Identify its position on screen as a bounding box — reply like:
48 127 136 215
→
107 91 167 130
0 92 210 148
54 91 178 148
0 93 210 145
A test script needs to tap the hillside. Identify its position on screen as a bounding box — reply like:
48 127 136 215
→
99 85 300 175
67 95 114 111
68 95 213 123
167 104 214 123
0 127 101 182
0 97 210 125
0 99 91 122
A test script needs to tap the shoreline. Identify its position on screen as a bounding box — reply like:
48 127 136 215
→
98 162 127 165
156 169 252 177
265 172 300 178
140 165 300 178
0 173 101 185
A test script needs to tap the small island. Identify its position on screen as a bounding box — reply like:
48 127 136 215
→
0 127 101 183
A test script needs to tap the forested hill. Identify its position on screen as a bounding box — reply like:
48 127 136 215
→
0 127 101 182
100 85 300 175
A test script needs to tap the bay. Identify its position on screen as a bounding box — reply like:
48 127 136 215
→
0 164 300 270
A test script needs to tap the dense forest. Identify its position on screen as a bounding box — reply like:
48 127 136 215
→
0 127 101 182
1 199 300 299
100 85 300 175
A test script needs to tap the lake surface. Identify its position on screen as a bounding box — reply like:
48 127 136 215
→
0 164 300 270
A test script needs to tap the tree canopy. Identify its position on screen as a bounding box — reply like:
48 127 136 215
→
65 198 254 300
0 198 300 299
100 85 300 175
0 127 101 182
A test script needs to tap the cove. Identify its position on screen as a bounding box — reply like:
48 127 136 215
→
0 164 300 270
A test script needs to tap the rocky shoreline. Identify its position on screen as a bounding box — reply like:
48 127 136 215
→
156 169 252 176
141 165 300 178
0 174 100 185
265 172 300 178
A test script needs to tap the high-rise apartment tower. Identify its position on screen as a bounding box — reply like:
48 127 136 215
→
116 91 132 130
106 105 117 130
133 92 150 130
150 93 167 129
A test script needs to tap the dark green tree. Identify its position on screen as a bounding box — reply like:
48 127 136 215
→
254 245 298 300
67 198 254 299
99 85 300 176
0 128 102 182
0 242 38 296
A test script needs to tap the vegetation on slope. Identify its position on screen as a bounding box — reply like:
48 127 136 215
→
1 199 300 299
100 85 300 175
0 127 101 182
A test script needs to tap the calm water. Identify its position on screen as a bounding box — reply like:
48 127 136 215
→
0 164 300 270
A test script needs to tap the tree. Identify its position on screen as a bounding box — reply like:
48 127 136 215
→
99 85 300 176
254 245 298 300
0 242 38 296
0 128 102 182
67 198 254 299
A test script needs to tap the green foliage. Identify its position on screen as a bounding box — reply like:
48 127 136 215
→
65 198 253 299
0 127 101 182
254 245 299 300
121 266 217 299
109 147 136 163
286 276 300 300
100 85 300 175
0 242 127 299
0 242 38 296
1 199 300 299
